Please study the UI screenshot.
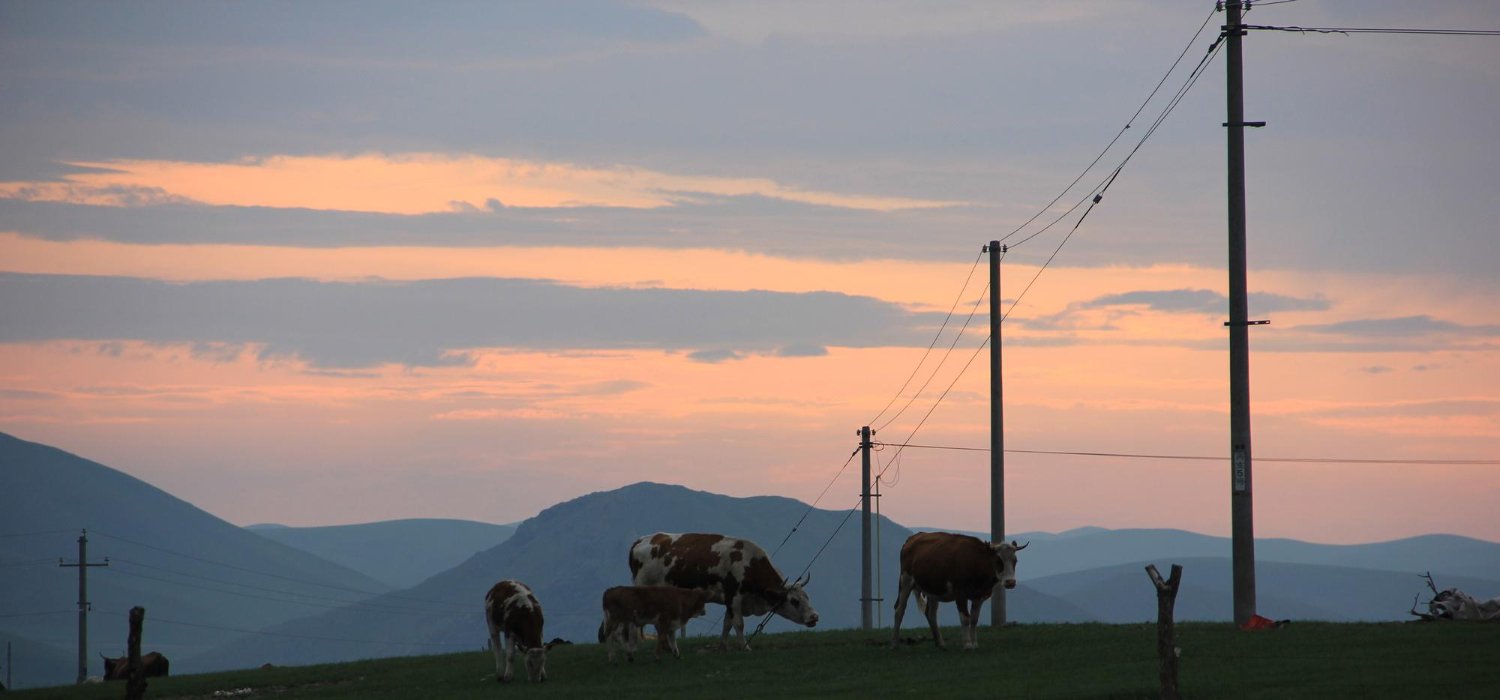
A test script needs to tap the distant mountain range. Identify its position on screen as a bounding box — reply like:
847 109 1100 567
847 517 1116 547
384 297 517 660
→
246 519 516 588
3 430 1497 689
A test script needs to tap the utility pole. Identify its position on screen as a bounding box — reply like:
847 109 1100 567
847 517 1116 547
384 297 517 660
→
1223 1 1261 627
859 425 873 630
985 240 1007 627
59 529 108 684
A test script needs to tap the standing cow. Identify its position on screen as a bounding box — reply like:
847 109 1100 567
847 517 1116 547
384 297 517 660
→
598 585 710 662
100 651 169 680
629 532 819 651
891 532 1027 650
484 580 549 682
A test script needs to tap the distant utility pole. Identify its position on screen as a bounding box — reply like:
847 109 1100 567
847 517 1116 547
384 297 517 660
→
859 425 874 631
1223 1 1262 627
59 529 108 684
985 240 1007 627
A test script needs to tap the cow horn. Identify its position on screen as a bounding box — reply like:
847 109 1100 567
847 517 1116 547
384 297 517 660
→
1013 540 1030 551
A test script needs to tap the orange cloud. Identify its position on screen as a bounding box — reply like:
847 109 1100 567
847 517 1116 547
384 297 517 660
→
0 153 962 214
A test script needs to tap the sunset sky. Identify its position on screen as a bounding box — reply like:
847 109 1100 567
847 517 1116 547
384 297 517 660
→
2 1 1496 544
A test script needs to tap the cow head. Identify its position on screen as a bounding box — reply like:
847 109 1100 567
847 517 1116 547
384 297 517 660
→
776 574 820 627
990 540 1028 589
524 646 547 682
100 653 119 680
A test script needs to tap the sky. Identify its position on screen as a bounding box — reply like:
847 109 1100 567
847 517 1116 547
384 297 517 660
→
1 0 1496 545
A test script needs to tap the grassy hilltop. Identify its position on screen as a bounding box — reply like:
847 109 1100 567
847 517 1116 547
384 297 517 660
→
12 622 1500 700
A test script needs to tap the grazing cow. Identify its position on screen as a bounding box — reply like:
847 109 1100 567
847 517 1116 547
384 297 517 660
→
484 580 548 682
598 585 710 662
100 651 170 681
629 532 819 651
891 532 1027 650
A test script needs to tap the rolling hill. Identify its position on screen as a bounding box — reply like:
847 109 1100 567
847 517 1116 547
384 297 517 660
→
0 431 392 688
246 519 516 588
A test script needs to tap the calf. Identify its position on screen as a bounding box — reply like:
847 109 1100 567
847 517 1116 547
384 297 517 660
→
484 579 548 682
598 585 709 662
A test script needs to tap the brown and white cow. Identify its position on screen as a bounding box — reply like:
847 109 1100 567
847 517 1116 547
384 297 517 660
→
891 532 1027 650
629 532 819 651
101 651 169 681
598 585 710 662
484 579 548 682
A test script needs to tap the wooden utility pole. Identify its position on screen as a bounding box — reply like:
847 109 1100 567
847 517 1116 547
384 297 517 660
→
986 240 1007 627
1224 0 1260 627
860 425 874 630
58 529 108 684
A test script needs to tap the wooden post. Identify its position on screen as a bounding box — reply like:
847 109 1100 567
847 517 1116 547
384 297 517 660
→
860 426 873 631
126 606 146 700
1145 565 1183 700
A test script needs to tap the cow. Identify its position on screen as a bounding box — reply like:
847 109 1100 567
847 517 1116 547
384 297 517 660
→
890 532 1027 650
100 651 170 681
629 532 819 651
484 579 549 682
598 585 710 662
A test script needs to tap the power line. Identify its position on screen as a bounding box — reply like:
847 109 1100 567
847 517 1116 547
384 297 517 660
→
877 335 992 482
997 4 1221 248
874 279 990 433
768 446 861 559
871 441 1500 465
867 249 985 429
1244 25 1500 37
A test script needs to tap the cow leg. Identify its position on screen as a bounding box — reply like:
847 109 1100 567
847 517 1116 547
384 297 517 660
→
954 599 974 649
488 629 505 681
501 633 516 682
624 622 638 662
719 607 734 651
967 596 986 650
661 618 681 659
733 604 750 652
890 571 915 649
923 593 945 649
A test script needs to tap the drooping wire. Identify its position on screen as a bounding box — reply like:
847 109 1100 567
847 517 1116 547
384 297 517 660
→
866 249 985 429
996 4 1222 248
875 278 990 434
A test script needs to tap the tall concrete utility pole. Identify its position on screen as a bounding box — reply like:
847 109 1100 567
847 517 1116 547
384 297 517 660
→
986 241 1007 627
859 425 873 630
59 529 108 684
1224 1 1260 626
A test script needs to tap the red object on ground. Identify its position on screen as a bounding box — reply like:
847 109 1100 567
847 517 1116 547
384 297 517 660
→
1239 614 1279 631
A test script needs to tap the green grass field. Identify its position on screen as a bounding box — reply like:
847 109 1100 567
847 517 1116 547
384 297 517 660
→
13 622 1500 699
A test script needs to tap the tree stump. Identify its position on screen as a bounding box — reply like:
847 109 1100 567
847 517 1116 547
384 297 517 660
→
126 606 146 700
1145 565 1183 700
